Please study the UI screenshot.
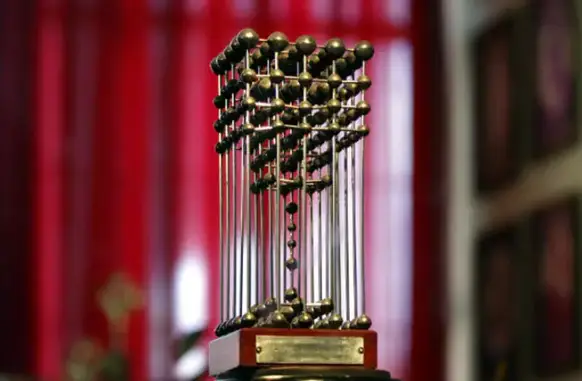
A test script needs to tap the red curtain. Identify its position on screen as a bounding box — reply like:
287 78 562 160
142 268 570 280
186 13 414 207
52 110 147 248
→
0 0 444 380
0 0 35 374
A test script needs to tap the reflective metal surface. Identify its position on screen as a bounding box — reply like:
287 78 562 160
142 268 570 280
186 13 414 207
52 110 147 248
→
255 335 364 365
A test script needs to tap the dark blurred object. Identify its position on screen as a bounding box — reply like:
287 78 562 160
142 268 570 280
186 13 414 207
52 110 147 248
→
0 376 39 381
475 227 522 381
533 0 580 158
175 330 204 359
100 350 130 381
531 197 581 376
175 329 207 381
473 14 521 194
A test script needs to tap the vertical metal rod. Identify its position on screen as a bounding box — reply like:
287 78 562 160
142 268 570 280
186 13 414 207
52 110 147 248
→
268 171 274 300
218 75 224 322
266 60 275 301
224 74 232 319
230 64 240 317
358 62 367 314
300 54 309 300
346 75 356 321
318 186 323 300
328 152 335 305
238 124 245 315
253 172 259 306
300 128 308 298
281 202 286 297
330 60 340 313
258 145 265 302
350 133 358 319
274 52 282 305
328 177 333 301
343 140 351 320
281 198 286 294
284 193 289 291
244 51 252 310
332 145 340 313
309 195 314 303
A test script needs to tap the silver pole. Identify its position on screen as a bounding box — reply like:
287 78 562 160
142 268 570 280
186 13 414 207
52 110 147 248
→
230 64 241 317
343 138 351 320
244 51 252 311
274 52 282 305
218 74 224 322
358 62 367 314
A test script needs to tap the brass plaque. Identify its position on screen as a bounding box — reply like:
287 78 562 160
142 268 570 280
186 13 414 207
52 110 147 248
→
255 335 364 365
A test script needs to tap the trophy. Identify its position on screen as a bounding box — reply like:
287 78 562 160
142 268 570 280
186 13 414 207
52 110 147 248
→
209 29 395 381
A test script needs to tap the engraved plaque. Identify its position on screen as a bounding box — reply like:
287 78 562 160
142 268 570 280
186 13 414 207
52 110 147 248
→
255 335 364 365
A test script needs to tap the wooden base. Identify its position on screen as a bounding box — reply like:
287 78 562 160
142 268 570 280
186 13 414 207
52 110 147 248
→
209 328 378 377
215 366 394 381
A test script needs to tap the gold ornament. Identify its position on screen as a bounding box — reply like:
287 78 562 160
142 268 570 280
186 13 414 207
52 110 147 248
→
97 273 143 333
65 340 103 381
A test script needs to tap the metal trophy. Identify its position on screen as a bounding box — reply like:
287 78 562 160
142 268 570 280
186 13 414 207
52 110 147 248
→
209 29 395 381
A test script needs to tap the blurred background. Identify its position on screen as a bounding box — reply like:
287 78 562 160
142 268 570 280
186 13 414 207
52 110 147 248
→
0 0 580 380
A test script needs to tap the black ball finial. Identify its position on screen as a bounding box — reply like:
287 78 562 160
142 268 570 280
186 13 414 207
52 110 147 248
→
210 57 223 75
242 96 256 111
327 99 342 114
325 38 346 59
272 118 286 134
285 257 298 271
241 123 255 136
320 298 334 314
321 175 332 187
280 305 296 322
357 74 372 90
269 69 285 84
214 321 226 336
354 40 375 61
270 98 286 114
232 316 243 331
237 28 259 49
224 45 239 63
295 35 317 56
285 202 298 214
328 313 343 329
290 297 304 314
256 303 269 318
356 100 371 116
270 311 289 328
267 31 289 52
297 312 314 328
298 100 312 116
327 73 342 89
356 314 372 330
240 68 257 84
216 53 230 73
241 312 257 328
284 287 298 302
298 71 313 88
230 37 244 55
357 125 370 137
265 297 278 312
